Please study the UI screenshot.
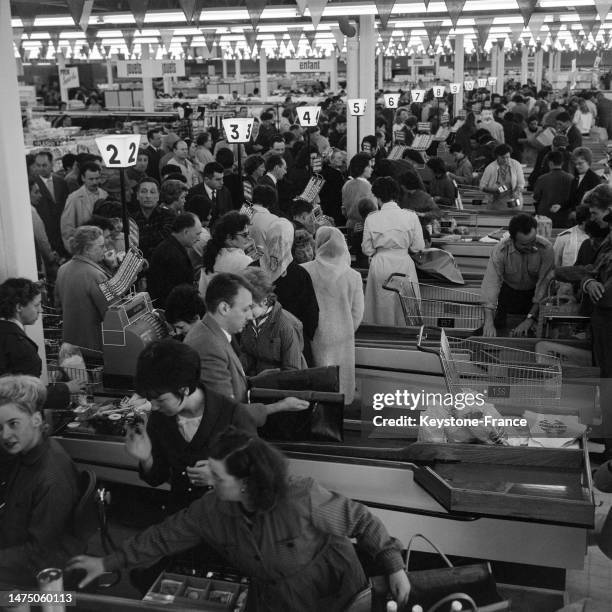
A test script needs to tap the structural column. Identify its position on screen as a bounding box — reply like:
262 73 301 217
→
520 44 529 85
358 14 376 137
496 42 504 95
377 50 384 90
346 38 359 160
106 59 114 85
329 52 338 92
534 46 544 90
57 52 69 103
222 57 228 79
0 1 45 367
259 47 268 101
235 58 241 80
141 44 155 112
490 42 498 83
454 34 464 83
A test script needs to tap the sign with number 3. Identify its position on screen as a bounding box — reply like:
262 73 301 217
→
95 134 143 168
222 118 255 143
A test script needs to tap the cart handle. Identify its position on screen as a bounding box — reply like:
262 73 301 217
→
415 325 442 356
382 273 408 293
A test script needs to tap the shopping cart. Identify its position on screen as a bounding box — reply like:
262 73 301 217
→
417 326 562 409
383 273 485 331
42 306 63 360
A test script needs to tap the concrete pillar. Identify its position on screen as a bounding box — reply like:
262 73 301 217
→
0 1 45 367
548 50 554 81
57 53 69 103
377 51 384 90
346 38 359 160
411 59 418 84
106 59 113 85
534 47 544 90
330 53 338 92
259 47 268 101
358 15 376 137
235 58 241 80
222 57 228 79
141 44 155 112
454 34 464 82
490 42 498 85
163 75 173 95
496 42 504 95
554 50 562 73
521 45 529 86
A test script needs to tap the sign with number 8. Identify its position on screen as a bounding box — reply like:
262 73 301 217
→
296 106 321 127
348 98 367 116
95 134 143 168
222 118 255 143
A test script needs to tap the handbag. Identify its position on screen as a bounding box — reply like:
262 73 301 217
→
250 388 344 442
405 535 510 612
249 365 340 393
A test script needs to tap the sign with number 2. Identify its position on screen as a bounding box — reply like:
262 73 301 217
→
222 118 255 143
95 134 143 168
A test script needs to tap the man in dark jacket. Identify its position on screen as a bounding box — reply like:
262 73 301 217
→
144 128 164 183
187 162 233 224
146 213 201 309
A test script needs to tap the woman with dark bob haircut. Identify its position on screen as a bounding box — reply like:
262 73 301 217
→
68 426 410 610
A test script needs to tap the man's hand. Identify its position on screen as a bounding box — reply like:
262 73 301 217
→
483 320 497 337
186 460 213 487
268 397 310 415
124 423 152 463
585 280 605 302
65 555 106 589
388 569 411 608
511 318 534 337
550 204 561 214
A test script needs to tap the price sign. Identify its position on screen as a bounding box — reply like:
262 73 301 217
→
221 118 255 143
383 93 401 108
95 134 142 168
449 82 462 95
59 66 79 89
463 80 475 91
348 98 367 116
432 85 445 98
411 89 425 103
477 78 488 88
487 76 498 86
296 106 321 127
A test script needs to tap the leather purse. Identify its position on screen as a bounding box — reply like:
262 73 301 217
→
250 388 344 442
249 365 340 393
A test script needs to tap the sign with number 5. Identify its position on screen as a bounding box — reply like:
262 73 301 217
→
348 98 367 116
296 106 321 127
222 117 255 143
383 93 401 108
411 89 425 103
95 134 143 168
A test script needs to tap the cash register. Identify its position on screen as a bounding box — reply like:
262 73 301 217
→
102 292 168 388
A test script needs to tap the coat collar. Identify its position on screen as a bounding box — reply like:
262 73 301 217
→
19 438 49 466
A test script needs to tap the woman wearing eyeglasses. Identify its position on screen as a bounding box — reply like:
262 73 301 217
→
199 212 253 297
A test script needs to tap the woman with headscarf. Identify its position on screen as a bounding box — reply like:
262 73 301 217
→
258 219 318 365
302 227 364 404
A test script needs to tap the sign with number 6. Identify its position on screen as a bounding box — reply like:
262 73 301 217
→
411 89 425 103
432 85 445 98
222 118 255 143
449 82 462 95
348 98 367 116
383 93 401 108
296 106 321 127
95 134 143 168
463 80 475 91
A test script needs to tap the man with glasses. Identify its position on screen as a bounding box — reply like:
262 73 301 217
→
481 213 554 337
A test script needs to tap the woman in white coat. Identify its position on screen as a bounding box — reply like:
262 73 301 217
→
302 227 364 405
362 176 425 326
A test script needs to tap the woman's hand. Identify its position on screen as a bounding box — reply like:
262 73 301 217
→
186 460 213 487
124 423 152 463
388 569 411 608
65 379 87 394
65 555 106 588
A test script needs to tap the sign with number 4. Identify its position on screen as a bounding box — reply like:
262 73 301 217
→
296 106 321 127
432 85 445 98
411 89 425 103
383 93 401 108
95 134 142 168
222 118 255 143
449 83 462 95
463 80 475 91
348 98 367 116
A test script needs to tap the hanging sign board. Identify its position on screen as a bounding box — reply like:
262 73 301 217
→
348 98 367 116
477 78 488 88
449 82 462 94
59 66 80 89
432 85 445 98
296 106 321 127
487 76 498 86
384 93 401 108
463 80 475 91
411 89 425 103
95 134 142 168
285 59 335 72
222 118 255 143
117 59 186 78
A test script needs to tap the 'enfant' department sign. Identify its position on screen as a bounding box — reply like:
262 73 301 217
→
285 59 334 73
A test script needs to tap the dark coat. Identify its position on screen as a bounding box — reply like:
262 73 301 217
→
0 438 81 587
34 174 69 256
140 386 257 510
146 235 195 309
319 166 346 225
145 145 163 182
186 184 233 224
570 168 602 210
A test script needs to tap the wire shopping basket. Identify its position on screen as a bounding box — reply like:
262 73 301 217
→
383 273 485 331
47 361 104 396
417 326 562 409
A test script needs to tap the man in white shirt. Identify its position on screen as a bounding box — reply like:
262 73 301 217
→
249 185 279 249
168 140 200 188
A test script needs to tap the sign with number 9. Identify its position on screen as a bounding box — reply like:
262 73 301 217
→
411 89 425 103
222 117 255 143
95 134 143 168
348 98 367 116
296 106 321 127
449 82 462 95
383 93 401 108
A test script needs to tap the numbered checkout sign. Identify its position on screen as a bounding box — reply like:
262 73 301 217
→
463 80 475 91
477 78 488 88
410 89 425 103
432 85 445 98
449 82 462 95
221 117 255 143
383 93 401 109
296 106 321 127
348 98 367 116
95 134 142 168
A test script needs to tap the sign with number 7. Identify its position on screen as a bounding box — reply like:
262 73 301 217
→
411 89 425 103
222 118 255 143
95 134 143 168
